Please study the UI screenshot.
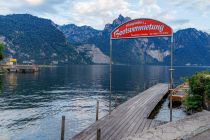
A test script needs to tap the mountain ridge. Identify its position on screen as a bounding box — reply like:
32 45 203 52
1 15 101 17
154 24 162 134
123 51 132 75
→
1 13 210 65
0 14 91 64
60 15 210 65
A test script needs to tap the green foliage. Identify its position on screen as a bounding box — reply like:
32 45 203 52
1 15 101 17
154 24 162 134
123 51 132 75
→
205 78 210 98
0 43 4 61
183 94 202 110
184 71 210 111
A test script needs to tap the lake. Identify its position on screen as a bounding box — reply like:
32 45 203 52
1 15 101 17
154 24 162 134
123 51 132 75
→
0 65 210 140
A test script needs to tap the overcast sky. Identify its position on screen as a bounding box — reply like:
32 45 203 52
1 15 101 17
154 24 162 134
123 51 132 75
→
0 0 210 32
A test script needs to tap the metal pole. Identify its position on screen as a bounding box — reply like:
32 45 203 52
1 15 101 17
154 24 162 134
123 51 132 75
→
169 34 174 122
170 34 174 92
109 38 112 115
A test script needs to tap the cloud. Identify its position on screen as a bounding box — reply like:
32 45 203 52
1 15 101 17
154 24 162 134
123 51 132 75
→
0 0 70 17
171 0 210 17
170 19 190 25
155 11 189 25
0 0 209 33
69 0 130 28
68 0 163 29
25 0 43 6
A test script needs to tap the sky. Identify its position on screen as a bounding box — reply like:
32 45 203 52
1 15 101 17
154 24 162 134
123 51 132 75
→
0 0 210 33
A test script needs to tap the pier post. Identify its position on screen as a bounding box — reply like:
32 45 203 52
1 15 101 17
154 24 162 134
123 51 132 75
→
96 100 99 121
115 96 118 107
97 128 101 140
61 116 65 140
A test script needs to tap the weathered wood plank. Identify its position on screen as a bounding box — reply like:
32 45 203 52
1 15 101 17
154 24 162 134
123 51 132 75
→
86 91 151 139
83 90 151 140
79 88 154 140
102 92 153 140
110 90 166 140
143 119 153 130
148 120 157 129
114 108 148 140
128 88 168 136
74 88 151 139
70 83 168 140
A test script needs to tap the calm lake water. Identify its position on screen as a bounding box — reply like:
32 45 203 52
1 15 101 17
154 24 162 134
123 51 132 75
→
0 65 210 140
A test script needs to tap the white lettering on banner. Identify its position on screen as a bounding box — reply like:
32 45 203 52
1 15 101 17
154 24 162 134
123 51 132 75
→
126 21 144 27
114 24 165 37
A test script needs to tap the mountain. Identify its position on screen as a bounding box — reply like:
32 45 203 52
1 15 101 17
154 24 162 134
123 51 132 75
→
1 14 210 65
173 28 210 65
0 14 90 64
60 15 210 65
59 24 101 44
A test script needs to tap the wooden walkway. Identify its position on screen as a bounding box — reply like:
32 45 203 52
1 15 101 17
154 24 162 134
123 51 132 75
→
71 83 169 140
2 65 38 73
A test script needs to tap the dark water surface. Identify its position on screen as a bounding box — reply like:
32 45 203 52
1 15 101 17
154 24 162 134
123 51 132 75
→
0 65 210 140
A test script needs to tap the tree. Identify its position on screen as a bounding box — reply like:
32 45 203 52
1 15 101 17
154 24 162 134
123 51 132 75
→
184 71 210 111
0 43 4 61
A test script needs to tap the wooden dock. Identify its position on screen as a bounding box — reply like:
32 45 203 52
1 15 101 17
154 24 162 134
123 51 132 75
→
2 65 38 73
71 83 169 140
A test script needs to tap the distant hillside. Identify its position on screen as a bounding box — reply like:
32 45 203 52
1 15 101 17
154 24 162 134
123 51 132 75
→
1 14 210 65
173 28 210 65
59 24 101 44
0 14 90 64
60 15 210 66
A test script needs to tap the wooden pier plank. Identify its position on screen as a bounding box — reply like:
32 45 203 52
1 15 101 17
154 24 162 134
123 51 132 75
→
81 91 148 139
75 87 152 140
85 92 150 140
102 91 153 140
71 83 168 140
82 87 158 140
111 91 164 140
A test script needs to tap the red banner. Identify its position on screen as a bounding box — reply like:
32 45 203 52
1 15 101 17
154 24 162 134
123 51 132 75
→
111 19 172 39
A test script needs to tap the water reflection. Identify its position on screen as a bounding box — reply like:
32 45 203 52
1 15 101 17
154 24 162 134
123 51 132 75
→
6 73 17 90
0 65 210 140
